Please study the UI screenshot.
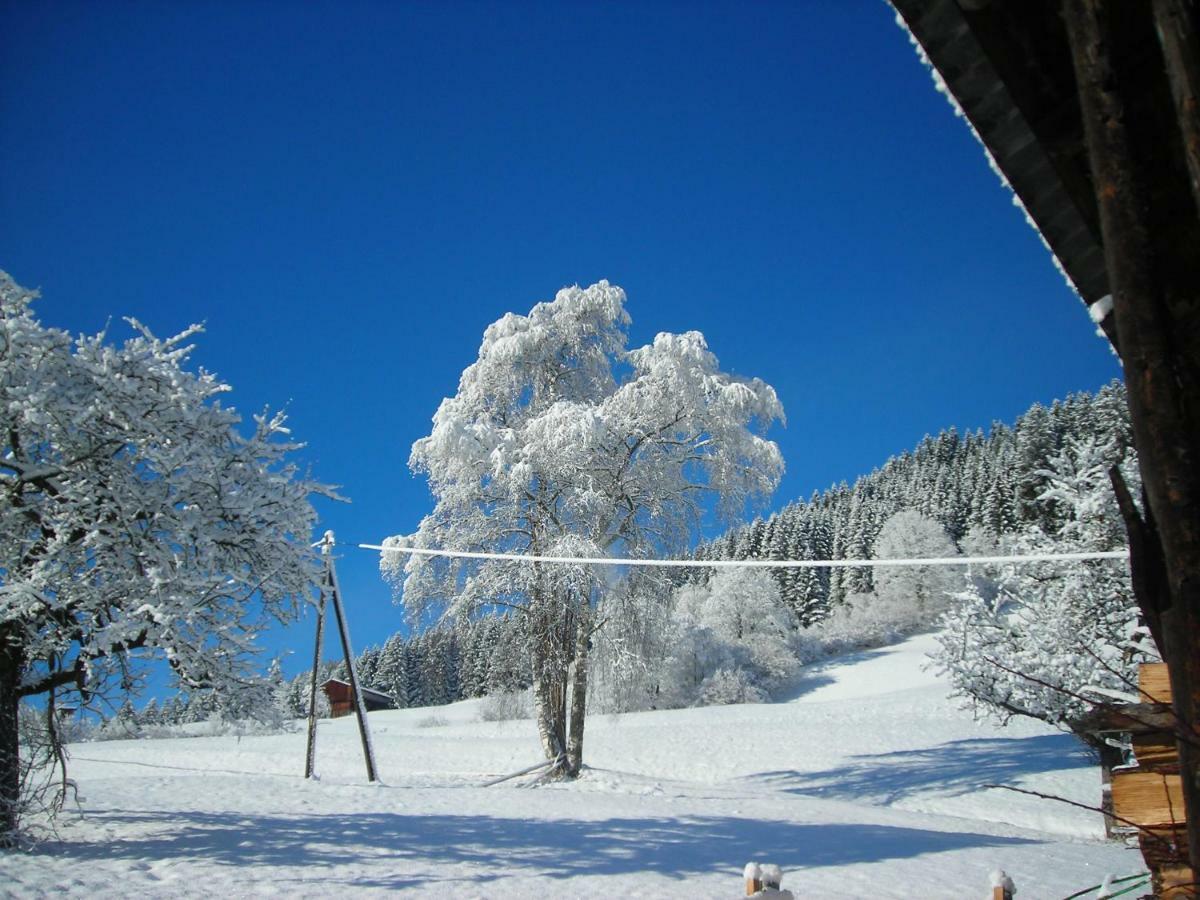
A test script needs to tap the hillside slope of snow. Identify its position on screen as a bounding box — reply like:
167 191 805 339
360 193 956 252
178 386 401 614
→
3 633 1141 898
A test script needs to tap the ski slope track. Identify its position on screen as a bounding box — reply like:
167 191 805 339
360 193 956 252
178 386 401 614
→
2 634 1139 898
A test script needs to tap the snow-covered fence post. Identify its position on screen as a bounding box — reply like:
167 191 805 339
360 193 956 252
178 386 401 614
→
760 864 782 891
990 868 1015 900
743 862 792 898
744 862 762 895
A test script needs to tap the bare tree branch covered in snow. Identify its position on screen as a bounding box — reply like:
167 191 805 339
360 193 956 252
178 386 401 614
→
932 436 1155 752
382 281 783 776
0 272 332 845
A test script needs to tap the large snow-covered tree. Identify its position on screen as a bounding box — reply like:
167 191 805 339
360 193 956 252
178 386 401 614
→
383 281 783 775
0 273 328 844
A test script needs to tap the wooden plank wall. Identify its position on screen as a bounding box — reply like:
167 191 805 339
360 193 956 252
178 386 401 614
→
1109 663 1196 896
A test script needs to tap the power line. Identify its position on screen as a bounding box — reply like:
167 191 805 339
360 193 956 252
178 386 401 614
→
357 543 1129 569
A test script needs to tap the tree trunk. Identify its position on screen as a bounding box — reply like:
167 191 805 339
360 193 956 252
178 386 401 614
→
1064 0 1200 874
0 644 22 849
529 601 568 772
565 605 591 777
531 659 566 766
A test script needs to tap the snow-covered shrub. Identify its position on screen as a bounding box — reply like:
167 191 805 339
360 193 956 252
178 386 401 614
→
88 711 297 742
588 573 676 714
12 704 77 842
698 668 766 705
478 690 532 722
416 715 449 729
793 588 942 663
782 511 960 664
658 568 798 708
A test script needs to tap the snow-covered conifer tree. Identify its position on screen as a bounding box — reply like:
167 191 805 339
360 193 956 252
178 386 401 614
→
140 698 161 729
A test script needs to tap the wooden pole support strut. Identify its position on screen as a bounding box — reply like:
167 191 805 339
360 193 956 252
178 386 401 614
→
303 585 327 779
304 532 381 783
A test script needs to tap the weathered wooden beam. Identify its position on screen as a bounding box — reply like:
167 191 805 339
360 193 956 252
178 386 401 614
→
1137 732 1184 772
1153 0 1200 214
1143 825 1191 868
1112 768 1187 828
304 588 328 779
1073 702 1179 734
1157 864 1199 899
1143 662 1175 703
325 546 379 784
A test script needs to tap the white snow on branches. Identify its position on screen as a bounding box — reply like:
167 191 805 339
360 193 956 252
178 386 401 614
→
0 271 331 706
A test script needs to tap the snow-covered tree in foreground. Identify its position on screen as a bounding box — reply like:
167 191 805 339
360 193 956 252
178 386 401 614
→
383 281 783 775
0 273 329 845
932 436 1155 751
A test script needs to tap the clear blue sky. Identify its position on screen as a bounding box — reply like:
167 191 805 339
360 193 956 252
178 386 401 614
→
1 2 1119 680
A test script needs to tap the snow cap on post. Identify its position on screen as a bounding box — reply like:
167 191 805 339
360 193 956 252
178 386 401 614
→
760 864 782 888
744 862 762 896
989 868 1016 899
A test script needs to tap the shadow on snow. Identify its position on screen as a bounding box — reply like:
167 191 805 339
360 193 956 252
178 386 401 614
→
34 809 1037 887
744 734 1091 805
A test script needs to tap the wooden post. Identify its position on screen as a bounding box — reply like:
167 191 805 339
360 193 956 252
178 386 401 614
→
744 863 762 896
1062 0 1200 876
303 580 328 779
324 533 379 783
1152 0 1200 214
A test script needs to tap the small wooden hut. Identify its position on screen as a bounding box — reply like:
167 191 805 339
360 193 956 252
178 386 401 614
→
321 679 395 718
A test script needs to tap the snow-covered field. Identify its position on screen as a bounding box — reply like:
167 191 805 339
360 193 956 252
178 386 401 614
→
3 633 1141 898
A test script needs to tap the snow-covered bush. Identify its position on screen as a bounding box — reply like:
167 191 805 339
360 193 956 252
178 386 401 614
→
588 573 676 714
659 568 798 707
698 668 766 705
478 690 532 722
89 714 296 742
872 510 960 615
793 588 943 663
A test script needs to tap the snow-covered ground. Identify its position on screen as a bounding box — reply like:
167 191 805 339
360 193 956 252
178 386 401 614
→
3 633 1142 898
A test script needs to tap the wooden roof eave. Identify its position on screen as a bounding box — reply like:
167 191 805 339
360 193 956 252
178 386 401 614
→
891 0 1114 326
